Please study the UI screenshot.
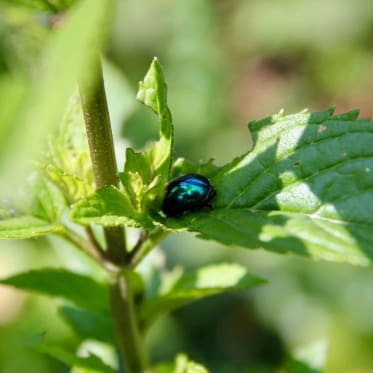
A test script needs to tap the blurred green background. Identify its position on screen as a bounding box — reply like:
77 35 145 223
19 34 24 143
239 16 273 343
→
1 0 373 372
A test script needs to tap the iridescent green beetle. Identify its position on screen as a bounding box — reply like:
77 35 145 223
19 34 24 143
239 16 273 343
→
161 174 216 217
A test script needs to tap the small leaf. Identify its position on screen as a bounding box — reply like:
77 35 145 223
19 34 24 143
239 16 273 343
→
0 268 109 313
136 57 173 179
32 342 116 373
30 176 67 222
45 163 93 203
121 58 174 216
0 169 66 240
70 186 153 228
141 263 265 327
59 306 114 345
42 94 94 204
164 108 373 267
0 216 62 238
170 157 220 179
137 57 168 115
119 149 153 211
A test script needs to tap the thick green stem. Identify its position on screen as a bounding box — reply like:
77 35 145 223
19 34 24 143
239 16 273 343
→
79 59 126 264
79 59 148 373
109 271 148 373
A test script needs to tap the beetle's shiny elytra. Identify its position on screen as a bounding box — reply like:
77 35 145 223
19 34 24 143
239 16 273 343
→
162 174 216 217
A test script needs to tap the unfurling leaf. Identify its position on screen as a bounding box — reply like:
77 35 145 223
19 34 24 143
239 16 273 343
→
122 57 174 214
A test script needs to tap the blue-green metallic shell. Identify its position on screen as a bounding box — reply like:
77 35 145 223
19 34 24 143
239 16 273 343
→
162 174 216 217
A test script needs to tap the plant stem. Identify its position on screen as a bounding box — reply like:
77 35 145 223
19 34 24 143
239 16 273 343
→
129 227 169 268
79 59 126 264
109 270 148 373
79 58 148 372
61 228 118 271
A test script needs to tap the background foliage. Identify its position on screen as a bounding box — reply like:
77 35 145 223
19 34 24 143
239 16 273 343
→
1 0 373 372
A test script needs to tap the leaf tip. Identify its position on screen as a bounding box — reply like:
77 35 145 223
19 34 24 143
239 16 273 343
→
152 56 160 65
308 106 335 124
248 115 273 132
332 108 360 121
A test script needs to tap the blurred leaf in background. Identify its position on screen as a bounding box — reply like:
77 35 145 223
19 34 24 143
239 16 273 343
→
0 0 112 199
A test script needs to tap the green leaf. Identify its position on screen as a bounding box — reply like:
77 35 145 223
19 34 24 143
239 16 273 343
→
59 306 114 345
119 149 154 211
140 263 265 327
121 58 174 215
137 57 168 116
32 341 116 373
170 157 220 179
30 175 67 222
0 268 109 313
137 57 173 179
164 108 373 266
70 186 153 228
0 0 114 198
0 171 66 240
0 216 62 238
153 354 210 373
42 94 94 204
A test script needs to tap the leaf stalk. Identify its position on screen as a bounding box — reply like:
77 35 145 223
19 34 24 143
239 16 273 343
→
129 227 169 268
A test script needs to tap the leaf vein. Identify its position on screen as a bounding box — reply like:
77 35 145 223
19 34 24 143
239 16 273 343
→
224 127 373 208
252 155 373 208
